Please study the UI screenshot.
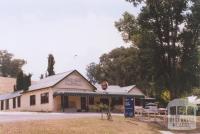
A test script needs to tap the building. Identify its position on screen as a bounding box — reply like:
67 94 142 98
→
0 70 145 112
0 76 16 94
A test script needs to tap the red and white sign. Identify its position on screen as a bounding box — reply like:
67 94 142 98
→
101 81 108 90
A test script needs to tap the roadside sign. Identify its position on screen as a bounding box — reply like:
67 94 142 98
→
101 81 108 90
124 97 134 117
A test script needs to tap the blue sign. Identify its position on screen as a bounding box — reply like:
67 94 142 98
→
124 97 134 117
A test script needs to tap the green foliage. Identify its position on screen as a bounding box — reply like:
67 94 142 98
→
191 87 200 97
16 70 24 91
0 50 26 77
99 103 109 112
47 54 55 76
125 0 143 6
86 62 98 84
116 0 200 98
23 73 32 91
88 105 99 112
160 89 171 103
87 0 200 100
16 70 32 91
86 47 139 86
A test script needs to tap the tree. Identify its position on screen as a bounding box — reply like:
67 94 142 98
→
87 0 200 99
86 63 98 84
160 89 171 106
23 73 32 91
0 50 26 77
86 47 139 86
115 0 200 98
47 54 55 76
16 70 24 91
16 70 32 91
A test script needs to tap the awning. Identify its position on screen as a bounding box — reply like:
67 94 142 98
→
53 91 139 97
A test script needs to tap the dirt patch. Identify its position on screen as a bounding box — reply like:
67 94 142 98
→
0 116 161 134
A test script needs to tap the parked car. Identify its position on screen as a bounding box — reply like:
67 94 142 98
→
144 103 158 114
158 108 167 115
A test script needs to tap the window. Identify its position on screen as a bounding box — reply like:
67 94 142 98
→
17 96 21 107
135 98 141 106
170 106 176 115
30 95 36 106
1 100 4 110
89 97 94 105
187 106 194 115
178 106 186 115
13 98 16 109
41 93 49 104
6 99 9 110
111 97 123 106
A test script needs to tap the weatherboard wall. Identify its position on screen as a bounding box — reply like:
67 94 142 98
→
53 71 95 92
21 88 54 112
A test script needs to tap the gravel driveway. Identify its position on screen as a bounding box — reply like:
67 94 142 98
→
0 112 108 123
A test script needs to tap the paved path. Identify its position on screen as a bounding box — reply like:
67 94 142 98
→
0 112 113 123
159 131 174 134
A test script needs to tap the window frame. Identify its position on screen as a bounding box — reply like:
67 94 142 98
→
13 98 16 109
41 92 49 104
1 100 4 110
17 96 21 108
30 95 36 106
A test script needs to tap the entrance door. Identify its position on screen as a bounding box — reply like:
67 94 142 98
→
63 96 69 108
81 97 86 111
61 95 69 112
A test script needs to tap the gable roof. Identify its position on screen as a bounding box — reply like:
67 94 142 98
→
128 86 145 96
0 77 16 94
28 70 96 92
95 84 144 96
95 84 134 93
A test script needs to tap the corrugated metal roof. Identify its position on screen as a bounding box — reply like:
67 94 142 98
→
29 70 74 91
94 84 129 93
95 84 132 93
128 87 144 96
0 90 22 100
95 84 144 96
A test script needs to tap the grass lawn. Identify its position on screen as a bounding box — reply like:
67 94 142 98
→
0 116 161 134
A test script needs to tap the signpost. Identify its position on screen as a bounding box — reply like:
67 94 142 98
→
100 80 112 120
124 96 134 118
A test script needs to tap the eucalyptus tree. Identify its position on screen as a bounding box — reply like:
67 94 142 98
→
115 0 200 98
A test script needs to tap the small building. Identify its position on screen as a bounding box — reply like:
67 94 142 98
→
0 70 145 113
167 98 197 130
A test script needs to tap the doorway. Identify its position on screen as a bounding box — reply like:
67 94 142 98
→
81 97 87 111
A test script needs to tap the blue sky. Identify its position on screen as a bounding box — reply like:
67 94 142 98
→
0 0 140 80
